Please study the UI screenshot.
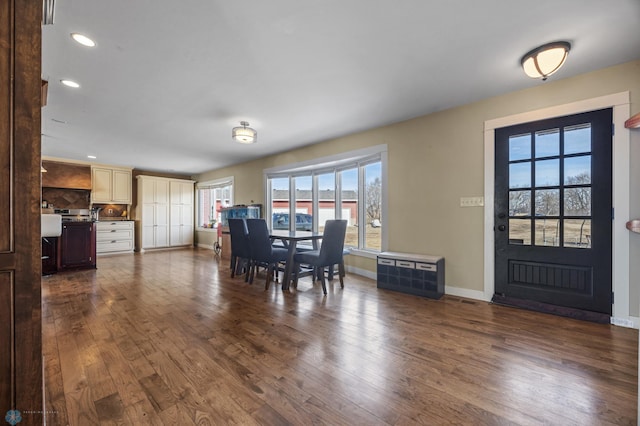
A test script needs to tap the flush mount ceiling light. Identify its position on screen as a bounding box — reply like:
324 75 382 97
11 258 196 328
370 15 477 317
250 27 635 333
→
71 33 96 47
521 41 571 81
60 79 80 88
42 0 55 25
232 121 257 144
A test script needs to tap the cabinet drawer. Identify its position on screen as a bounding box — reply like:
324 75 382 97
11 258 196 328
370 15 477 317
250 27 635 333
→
97 239 133 253
378 258 395 266
97 221 134 231
396 260 415 269
415 262 437 272
96 229 133 241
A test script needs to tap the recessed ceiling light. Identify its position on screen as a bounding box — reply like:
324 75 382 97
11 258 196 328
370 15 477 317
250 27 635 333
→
60 79 80 88
87 155 97 159
71 33 96 47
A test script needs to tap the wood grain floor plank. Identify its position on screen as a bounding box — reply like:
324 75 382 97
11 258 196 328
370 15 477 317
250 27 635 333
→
42 248 638 425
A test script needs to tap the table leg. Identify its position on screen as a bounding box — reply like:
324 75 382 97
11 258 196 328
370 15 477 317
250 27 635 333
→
281 240 297 291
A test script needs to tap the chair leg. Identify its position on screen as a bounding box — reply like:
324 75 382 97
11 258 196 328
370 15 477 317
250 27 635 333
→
338 260 345 288
320 274 327 295
265 265 272 291
230 256 237 277
245 259 251 282
249 260 256 284
327 264 335 280
293 262 299 290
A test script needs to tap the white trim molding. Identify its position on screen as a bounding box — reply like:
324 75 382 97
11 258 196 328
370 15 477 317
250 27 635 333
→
484 92 631 322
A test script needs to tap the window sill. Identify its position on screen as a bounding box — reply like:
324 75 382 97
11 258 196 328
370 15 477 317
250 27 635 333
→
346 248 379 260
196 227 218 233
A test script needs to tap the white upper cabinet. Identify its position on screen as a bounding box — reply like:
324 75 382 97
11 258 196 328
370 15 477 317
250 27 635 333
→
92 166 132 204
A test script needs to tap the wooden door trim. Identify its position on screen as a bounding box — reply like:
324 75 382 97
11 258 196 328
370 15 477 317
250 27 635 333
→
483 92 631 323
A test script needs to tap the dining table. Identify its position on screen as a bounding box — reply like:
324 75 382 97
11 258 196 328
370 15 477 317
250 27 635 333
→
269 229 324 290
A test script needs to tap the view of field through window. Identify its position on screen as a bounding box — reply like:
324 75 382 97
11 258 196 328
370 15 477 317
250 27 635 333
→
508 123 592 249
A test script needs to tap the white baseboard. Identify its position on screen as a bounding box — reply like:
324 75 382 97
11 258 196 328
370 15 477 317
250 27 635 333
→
197 243 215 250
611 316 639 329
345 265 376 281
445 286 489 302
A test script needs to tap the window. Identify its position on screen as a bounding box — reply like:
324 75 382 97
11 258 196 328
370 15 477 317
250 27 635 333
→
265 145 387 253
196 177 233 229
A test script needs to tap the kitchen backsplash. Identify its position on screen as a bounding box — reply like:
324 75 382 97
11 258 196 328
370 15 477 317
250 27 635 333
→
42 188 90 209
93 203 128 219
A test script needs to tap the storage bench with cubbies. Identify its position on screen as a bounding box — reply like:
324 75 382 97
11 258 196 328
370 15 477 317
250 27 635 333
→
377 251 445 299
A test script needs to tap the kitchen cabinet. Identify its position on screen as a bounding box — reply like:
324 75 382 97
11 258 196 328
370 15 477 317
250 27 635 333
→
42 237 58 275
170 180 194 246
137 176 169 250
58 221 97 270
137 176 194 251
96 221 134 254
92 165 132 204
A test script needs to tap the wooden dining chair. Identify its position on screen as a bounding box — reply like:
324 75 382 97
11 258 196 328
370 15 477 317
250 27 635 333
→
292 219 347 294
245 219 289 290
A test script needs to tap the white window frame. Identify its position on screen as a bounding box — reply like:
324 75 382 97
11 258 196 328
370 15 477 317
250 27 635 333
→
195 176 234 233
264 145 388 258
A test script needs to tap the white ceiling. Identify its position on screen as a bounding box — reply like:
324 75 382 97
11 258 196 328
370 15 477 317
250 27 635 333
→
41 0 640 175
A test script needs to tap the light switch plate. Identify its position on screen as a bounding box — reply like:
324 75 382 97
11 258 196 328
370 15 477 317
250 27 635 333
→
460 196 484 207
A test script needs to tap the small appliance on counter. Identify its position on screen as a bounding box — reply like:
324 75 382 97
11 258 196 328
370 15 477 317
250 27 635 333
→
54 208 93 222
90 207 102 222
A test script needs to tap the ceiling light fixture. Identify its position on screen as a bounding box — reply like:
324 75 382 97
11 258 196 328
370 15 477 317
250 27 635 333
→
232 121 257 144
71 33 96 47
87 155 97 159
521 41 571 81
60 79 80 88
42 0 55 25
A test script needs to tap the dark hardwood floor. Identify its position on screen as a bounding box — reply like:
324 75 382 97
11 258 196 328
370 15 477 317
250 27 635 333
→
42 248 638 425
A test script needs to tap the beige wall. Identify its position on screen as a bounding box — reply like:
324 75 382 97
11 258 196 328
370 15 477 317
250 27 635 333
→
195 59 640 314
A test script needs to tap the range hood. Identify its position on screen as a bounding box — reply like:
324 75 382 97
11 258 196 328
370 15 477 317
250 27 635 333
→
41 160 91 189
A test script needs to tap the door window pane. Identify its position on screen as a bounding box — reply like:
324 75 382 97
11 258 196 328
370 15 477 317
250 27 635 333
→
564 124 591 155
564 188 591 216
340 168 359 248
509 190 531 216
509 219 531 245
535 219 560 247
509 162 531 189
535 159 559 187
564 219 591 248
535 189 560 216
564 156 591 185
535 128 559 158
509 134 531 161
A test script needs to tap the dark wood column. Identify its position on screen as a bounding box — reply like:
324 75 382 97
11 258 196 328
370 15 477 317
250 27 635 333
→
0 0 43 424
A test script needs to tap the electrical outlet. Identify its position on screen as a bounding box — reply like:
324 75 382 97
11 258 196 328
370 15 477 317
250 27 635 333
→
460 197 484 207
108 208 113 214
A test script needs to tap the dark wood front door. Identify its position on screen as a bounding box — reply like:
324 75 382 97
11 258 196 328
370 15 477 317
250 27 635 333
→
0 0 43 423
494 108 613 315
